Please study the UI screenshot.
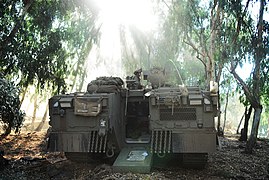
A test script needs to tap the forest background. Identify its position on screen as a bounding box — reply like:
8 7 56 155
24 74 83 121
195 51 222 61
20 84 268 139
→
0 0 268 153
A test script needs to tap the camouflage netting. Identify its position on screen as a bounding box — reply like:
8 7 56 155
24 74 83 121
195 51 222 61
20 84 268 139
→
87 77 124 93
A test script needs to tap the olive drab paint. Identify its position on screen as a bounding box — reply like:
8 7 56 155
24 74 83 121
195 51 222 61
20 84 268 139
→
47 68 218 170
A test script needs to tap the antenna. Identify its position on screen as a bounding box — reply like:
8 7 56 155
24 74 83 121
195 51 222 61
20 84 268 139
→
166 59 185 86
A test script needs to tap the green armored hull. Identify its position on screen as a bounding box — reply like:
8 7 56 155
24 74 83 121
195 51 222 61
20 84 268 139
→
48 69 218 172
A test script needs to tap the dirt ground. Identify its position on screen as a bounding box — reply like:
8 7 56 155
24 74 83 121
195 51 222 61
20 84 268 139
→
0 132 268 180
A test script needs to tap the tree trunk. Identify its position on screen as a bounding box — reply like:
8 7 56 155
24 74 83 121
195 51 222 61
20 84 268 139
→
246 107 262 153
31 94 38 131
217 90 221 134
209 1 219 83
70 71 78 92
19 86 28 108
216 62 223 135
231 0 264 153
78 67 87 92
223 89 229 133
240 105 252 141
1 123 12 138
35 105 48 131
245 0 264 153
236 113 245 134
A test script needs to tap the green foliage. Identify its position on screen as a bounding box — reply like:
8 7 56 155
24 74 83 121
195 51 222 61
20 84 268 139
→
65 9 100 91
0 0 267 139
120 0 207 85
0 0 100 134
162 0 224 85
221 1 254 61
0 0 100 94
219 70 236 102
1 0 68 93
223 0 269 108
0 77 24 135
260 18 269 107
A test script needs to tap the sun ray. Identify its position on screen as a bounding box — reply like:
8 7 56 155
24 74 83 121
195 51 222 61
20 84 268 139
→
86 0 159 85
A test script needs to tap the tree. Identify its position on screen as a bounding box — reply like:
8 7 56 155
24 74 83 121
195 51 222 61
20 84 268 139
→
227 0 268 153
0 0 101 134
0 77 24 137
244 0 266 153
35 105 48 131
65 7 101 92
161 0 228 134
1 0 100 93
160 1 268 145
1 0 69 93
239 105 253 141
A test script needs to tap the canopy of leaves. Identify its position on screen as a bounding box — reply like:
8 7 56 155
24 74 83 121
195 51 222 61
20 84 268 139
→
260 19 269 107
119 0 207 85
0 77 24 136
0 0 100 94
1 1 65 92
0 0 100 134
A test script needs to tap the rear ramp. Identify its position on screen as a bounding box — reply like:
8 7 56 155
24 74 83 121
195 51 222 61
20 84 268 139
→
113 147 153 173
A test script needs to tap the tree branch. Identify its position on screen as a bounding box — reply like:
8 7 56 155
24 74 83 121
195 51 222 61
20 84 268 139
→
243 0 251 17
232 0 251 44
229 64 260 108
183 37 205 57
196 55 206 68
183 39 207 66
216 63 223 83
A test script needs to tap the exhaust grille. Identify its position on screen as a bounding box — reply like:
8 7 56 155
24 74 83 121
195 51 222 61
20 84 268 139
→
88 131 107 153
151 130 171 153
160 108 196 121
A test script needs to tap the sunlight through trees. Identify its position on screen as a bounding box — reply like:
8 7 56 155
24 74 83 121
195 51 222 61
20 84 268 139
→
0 0 268 153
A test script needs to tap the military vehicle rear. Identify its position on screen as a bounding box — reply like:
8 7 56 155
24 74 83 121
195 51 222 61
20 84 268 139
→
47 68 218 171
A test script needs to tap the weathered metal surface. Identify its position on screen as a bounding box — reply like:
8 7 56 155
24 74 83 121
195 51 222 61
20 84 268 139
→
151 130 171 153
48 69 219 169
171 131 216 153
159 108 196 121
48 132 107 153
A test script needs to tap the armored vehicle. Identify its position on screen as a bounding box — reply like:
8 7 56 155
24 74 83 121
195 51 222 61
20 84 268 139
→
48 67 218 172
